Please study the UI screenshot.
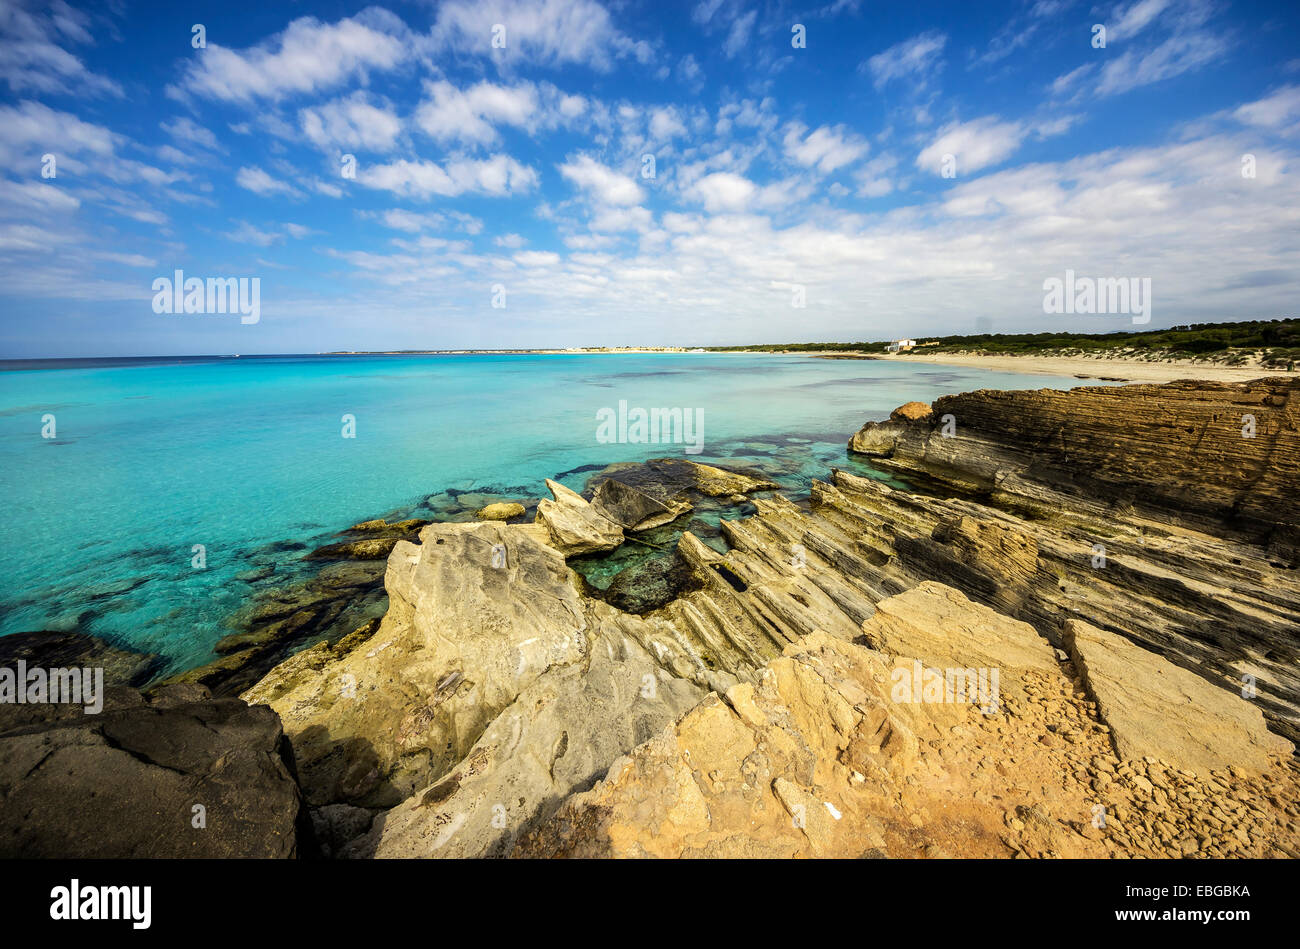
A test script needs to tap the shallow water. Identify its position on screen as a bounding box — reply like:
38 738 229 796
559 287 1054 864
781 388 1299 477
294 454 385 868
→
0 352 1105 673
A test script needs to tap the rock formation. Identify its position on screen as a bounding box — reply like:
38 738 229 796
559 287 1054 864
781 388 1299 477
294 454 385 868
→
0 683 313 858
517 585 1297 858
13 378 1287 859
230 380 1298 859
535 478 625 556
476 502 526 520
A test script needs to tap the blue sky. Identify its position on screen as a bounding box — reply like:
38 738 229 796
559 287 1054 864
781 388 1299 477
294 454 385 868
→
1 0 1298 356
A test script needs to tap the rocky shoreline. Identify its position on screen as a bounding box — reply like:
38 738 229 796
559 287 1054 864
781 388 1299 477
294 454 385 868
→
2 376 1296 858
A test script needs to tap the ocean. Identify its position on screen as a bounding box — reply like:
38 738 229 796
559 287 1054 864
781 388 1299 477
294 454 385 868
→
0 352 1099 675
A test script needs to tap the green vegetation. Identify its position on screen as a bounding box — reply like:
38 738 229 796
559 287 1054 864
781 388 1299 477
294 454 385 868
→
707 319 1299 367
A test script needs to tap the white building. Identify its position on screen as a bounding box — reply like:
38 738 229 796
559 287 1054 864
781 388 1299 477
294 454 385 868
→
886 338 917 352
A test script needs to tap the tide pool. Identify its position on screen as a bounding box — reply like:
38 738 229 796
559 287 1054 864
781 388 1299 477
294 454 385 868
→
0 353 1103 674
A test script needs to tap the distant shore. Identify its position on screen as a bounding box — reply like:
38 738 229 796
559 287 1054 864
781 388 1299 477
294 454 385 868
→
812 351 1296 384
318 348 1295 384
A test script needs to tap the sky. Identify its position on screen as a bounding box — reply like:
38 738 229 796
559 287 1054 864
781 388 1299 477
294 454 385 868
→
0 0 1297 357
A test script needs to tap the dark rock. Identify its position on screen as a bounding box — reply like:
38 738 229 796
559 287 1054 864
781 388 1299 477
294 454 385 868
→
0 684 314 858
603 554 702 614
592 478 691 531
305 537 402 561
0 629 159 687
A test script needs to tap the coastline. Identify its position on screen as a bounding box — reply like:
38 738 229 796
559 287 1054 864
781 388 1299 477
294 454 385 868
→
825 351 1292 384
5 372 1298 859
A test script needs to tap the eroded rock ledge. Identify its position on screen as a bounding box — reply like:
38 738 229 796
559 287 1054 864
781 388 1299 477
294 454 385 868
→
234 381 1300 858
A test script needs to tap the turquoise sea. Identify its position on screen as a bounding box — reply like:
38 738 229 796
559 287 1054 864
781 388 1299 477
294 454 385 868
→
0 353 1100 675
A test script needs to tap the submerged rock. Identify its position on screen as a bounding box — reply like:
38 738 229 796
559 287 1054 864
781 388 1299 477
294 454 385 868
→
306 537 403 560
476 501 526 521
0 629 159 687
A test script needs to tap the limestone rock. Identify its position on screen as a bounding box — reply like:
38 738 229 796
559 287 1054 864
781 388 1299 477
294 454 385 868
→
891 401 934 422
339 607 705 858
535 478 624 556
848 419 907 456
1063 619 1292 775
243 520 591 807
882 377 1300 550
476 502 526 521
860 581 1059 700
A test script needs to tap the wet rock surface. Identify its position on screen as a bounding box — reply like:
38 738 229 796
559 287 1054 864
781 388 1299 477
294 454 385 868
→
0 629 160 687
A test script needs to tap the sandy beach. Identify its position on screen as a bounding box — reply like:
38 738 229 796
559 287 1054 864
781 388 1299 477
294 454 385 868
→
842 351 1295 384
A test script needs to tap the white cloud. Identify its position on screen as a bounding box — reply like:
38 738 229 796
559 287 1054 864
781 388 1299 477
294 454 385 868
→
171 9 408 103
225 221 285 246
515 250 561 268
1233 85 1300 131
864 31 946 89
161 117 222 152
855 154 900 198
686 172 757 212
559 155 643 206
649 107 688 141
430 0 652 71
360 156 538 199
415 80 538 146
784 124 869 174
917 116 1026 176
301 92 402 152
236 166 303 197
723 11 757 59
1110 0 1174 41
0 0 123 97
0 101 177 188
0 179 80 214
377 209 441 232
1096 30 1227 96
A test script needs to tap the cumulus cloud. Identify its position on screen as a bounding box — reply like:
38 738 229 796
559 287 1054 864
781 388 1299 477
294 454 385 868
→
559 155 643 206
685 172 756 212
917 116 1026 176
784 124 869 174
430 0 652 71
415 80 538 146
360 155 538 199
301 92 402 152
170 8 409 103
